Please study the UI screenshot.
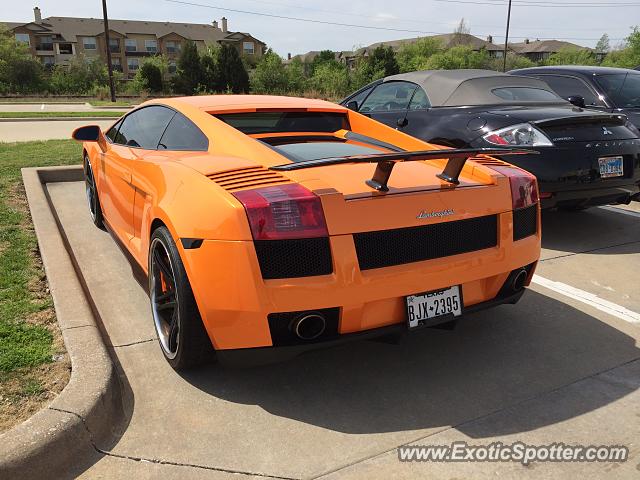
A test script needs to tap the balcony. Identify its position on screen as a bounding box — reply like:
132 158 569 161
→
109 44 120 53
36 43 54 52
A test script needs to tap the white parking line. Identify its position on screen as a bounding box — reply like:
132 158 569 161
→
598 206 640 218
532 274 640 324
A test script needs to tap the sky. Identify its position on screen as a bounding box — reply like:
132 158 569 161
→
1 0 638 56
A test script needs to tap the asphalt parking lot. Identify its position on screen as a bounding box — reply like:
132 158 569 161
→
47 181 640 479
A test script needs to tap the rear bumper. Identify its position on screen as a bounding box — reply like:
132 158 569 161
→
216 288 526 367
540 183 640 209
182 208 540 352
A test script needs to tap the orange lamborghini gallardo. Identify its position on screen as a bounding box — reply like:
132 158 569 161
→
72 95 541 370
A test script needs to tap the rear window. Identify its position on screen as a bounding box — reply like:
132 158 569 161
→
273 141 388 163
215 111 349 134
491 87 562 102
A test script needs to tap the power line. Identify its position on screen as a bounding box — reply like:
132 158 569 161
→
433 0 640 7
164 0 626 41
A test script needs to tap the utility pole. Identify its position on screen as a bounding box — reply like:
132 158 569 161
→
502 0 512 72
102 0 116 102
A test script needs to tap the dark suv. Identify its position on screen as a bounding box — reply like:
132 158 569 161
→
510 66 640 128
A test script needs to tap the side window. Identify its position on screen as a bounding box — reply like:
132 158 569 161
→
158 112 209 151
409 87 431 110
537 75 605 107
359 82 418 112
346 85 375 110
105 118 123 143
114 106 176 149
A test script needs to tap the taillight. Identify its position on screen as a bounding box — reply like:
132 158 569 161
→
492 166 539 210
233 184 328 240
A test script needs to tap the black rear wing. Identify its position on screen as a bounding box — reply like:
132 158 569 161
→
270 147 537 192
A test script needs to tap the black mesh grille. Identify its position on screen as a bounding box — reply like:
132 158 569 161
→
354 215 498 271
254 237 332 279
268 307 340 346
513 205 538 241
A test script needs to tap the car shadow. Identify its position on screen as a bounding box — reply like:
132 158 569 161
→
541 207 640 256
181 290 640 438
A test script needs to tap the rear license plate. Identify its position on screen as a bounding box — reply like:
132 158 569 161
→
598 156 624 178
406 285 462 329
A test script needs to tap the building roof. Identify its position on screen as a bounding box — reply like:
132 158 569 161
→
512 65 639 76
508 39 591 54
2 15 264 46
383 69 565 106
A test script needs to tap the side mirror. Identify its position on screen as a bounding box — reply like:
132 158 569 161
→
72 125 107 152
346 100 359 111
567 95 586 108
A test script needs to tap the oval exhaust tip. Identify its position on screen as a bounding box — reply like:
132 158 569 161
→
293 313 326 340
512 269 528 292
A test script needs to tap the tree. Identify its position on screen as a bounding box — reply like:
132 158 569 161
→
602 26 640 68
486 52 535 72
134 56 168 93
396 37 443 72
200 47 220 92
595 34 611 54
286 57 306 94
309 50 336 74
173 40 203 94
250 50 288 93
0 25 44 93
423 45 489 70
216 44 249 93
308 61 349 98
49 55 108 94
452 18 471 46
367 45 399 78
546 47 597 66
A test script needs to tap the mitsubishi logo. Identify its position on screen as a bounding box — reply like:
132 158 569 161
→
602 126 614 135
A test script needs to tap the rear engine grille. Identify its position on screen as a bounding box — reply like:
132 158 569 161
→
354 215 498 271
207 167 290 191
254 237 333 279
268 307 340 346
513 204 538 241
469 156 511 167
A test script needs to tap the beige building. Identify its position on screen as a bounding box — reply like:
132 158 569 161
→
3 7 266 77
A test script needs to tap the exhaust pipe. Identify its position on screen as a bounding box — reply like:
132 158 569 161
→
512 269 528 292
292 313 326 340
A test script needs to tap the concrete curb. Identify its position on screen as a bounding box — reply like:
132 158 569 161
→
0 167 123 479
0 117 120 122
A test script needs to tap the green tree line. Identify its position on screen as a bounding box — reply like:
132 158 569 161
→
1 24 639 98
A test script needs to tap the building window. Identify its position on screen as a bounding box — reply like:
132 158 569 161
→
42 56 55 68
168 61 177 74
125 39 137 52
37 35 54 51
243 41 255 55
128 58 139 71
145 39 158 53
165 41 181 54
112 57 122 72
58 43 73 54
82 37 97 50
109 38 120 53
15 33 30 46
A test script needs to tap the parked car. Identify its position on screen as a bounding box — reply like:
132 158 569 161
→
72 95 541 370
342 69 640 209
510 66 640 128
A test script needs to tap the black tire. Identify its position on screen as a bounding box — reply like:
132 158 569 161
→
148 226 214 370
84 154 105 229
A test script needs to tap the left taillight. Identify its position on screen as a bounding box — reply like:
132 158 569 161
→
492 165 539 210
232 184 328 240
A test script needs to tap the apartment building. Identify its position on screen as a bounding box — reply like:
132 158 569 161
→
3 7 266 77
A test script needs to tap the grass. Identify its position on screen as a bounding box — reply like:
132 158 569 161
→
88 100 136 107
0 111 122 119
0 140 77 431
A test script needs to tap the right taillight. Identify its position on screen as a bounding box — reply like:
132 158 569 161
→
232 184 328 240
492 165 539 210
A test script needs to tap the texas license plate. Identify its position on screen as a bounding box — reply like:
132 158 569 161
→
406 285 462 329
598 156 624 178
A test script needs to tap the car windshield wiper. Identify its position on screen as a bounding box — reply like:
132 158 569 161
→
271 147 538 192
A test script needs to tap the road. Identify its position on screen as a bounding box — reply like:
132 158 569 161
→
0 103 131 113
0 120 116 142
46 181 640 479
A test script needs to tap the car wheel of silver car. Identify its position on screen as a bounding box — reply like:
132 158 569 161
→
149 226 214 370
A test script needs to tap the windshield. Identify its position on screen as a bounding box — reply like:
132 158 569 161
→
595 73 640 108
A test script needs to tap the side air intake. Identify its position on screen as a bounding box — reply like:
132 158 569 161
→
208 167 290 192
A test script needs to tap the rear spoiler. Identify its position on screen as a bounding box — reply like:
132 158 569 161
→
532 113 627 128
270 147 537 192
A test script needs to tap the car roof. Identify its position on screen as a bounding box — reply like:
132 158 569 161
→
383 69 565 106
152 95 347 113
511 65 640 76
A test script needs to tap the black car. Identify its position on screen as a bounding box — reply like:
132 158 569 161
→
341 69 640 209
510 66 640 128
